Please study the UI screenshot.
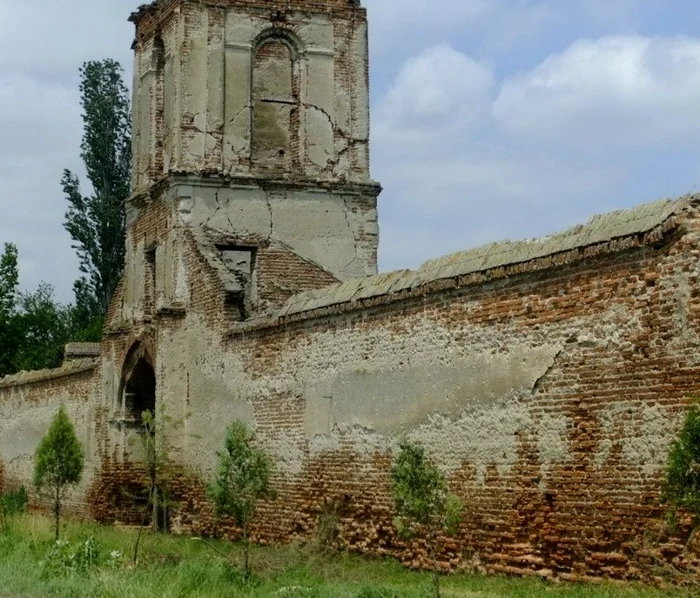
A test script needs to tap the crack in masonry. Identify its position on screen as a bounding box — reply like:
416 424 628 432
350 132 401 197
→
307 141 333 171
224 104 252 167
205 178 232 234
333 139 364 176
532 348 564 394
262 188 274 242
302 102 362 174
302 102 336 132
226 103 251 127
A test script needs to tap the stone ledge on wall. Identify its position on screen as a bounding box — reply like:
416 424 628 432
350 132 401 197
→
277 194 696 319
0 359 99 390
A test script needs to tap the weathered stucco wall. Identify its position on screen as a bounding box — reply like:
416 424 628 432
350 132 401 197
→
7 0 700 585
131 0 372 190
171 178 378 282
0 361 101 516
117 196 700 582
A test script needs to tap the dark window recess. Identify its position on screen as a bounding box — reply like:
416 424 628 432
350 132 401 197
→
219 247 256 320
123 358 156 426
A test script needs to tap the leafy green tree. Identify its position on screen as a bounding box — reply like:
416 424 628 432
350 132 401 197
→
664 403 700 550
12 284 73 373
0 243 18 314
0 245 73 377
391 441 463 598
62 59 131 332
34 406 85 541
208 421 275 579
0 243 20 377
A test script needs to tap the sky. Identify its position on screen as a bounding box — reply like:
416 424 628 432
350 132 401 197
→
1 0 700 303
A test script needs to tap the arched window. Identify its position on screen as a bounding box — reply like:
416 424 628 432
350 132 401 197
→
251 35 299 170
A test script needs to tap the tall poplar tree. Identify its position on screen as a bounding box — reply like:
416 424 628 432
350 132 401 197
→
61 59 131 333
0 243 20 377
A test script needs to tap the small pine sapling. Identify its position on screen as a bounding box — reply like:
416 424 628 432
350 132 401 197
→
33 406 85 541
391 440 463 598
208 420 275 580
663 402 700 552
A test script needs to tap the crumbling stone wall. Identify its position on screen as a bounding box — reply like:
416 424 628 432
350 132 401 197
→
0 361 101 516
139 197 700 582
9 0 700 584
6 193 700 582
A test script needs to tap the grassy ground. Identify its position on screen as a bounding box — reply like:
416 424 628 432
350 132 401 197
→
0 515 691 598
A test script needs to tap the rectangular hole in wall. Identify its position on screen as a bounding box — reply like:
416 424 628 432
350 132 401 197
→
219 246 257 320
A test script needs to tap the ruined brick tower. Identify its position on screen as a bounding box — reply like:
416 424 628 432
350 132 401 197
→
127 0 380 318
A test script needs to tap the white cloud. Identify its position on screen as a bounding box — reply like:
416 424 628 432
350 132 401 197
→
365 0 555 70
493 35 700 148
374 45 494 145
372 45 622 273
366 0 493 42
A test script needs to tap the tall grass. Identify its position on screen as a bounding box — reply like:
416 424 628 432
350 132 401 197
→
0 515 686 598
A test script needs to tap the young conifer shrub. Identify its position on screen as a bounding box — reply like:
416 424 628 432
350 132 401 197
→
391 441 463 598
208 420 275 580
33 406 85 541
664 403 700 548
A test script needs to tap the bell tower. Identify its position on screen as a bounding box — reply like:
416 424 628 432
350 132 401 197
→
128 0 380 294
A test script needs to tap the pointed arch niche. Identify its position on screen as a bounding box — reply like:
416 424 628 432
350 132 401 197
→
251 31 301 170
119 343 156 428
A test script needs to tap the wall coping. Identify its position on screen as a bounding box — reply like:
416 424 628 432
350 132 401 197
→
64 343 101 359
229 194 697 336
0 359 99 390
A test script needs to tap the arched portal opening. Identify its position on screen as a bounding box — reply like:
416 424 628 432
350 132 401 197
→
124 358 156 425
118 343 168 532
119 343 156 427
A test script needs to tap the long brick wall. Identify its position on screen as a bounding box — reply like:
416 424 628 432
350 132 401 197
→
160 199 700 582
5 197 700 584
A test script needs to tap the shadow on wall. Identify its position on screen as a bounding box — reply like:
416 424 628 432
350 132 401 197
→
87 460 210 533
119 342 157 427
87 461 152 527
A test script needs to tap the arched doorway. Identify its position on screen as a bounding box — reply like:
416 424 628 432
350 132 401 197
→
118 343 168 531
119 343 156 427
124 358 156 425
